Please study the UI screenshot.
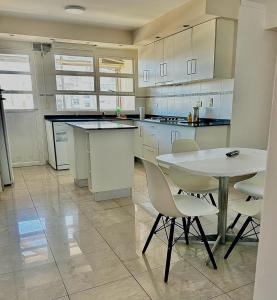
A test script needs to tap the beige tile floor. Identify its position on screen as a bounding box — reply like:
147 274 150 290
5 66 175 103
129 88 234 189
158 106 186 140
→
0 162 257 299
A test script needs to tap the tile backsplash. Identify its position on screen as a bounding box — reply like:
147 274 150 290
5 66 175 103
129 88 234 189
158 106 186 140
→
143 79 234 119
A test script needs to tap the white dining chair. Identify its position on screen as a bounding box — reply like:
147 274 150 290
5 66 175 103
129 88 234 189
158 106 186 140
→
224 199 262 259
169 139 218 206
142 159 219 282
228 171 265 230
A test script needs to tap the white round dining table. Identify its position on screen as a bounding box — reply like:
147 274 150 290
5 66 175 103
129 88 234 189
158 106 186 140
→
156 148 267 244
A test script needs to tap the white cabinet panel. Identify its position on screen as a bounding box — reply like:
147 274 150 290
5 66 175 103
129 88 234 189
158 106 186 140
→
163 35 175 84
154 40 164 84
143 123 159 149
191 19 216 81
143 145 158 164
134 121 143 158
138 43 155 87
173 29 192 84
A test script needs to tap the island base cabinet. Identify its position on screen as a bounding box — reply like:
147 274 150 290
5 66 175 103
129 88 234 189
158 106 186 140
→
67 126 89 188
88 129 134 201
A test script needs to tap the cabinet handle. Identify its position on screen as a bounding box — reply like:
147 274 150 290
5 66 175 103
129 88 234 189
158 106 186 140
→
170 131 174 144
139 126 142 137
146 70 149 82
163 63 167 77
160 63 163 77
191 59 197 74
187 60 192 75
143 70 147 82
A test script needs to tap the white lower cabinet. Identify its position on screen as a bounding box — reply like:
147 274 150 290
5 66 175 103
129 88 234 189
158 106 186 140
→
134 121 143 158
134 121 229 161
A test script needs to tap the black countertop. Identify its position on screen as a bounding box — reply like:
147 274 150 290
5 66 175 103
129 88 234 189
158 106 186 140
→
44 114 230 127
66 121 137 130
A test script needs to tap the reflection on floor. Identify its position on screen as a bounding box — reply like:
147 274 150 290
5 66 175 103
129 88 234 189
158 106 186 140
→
0 162 256 299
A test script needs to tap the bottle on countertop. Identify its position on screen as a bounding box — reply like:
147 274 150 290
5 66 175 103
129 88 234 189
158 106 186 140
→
187 112 193 123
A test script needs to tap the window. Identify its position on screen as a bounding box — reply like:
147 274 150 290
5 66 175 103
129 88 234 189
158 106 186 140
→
99 58 133 74
0 54 34 110
54 54 96 111
99 95 135 111
54 54 135 112
56 94 97 111
99 57 135 111
100 77 133 93
55 55 94 72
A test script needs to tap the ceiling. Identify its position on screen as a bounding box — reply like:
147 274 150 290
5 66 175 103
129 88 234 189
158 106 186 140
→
0 0 190 30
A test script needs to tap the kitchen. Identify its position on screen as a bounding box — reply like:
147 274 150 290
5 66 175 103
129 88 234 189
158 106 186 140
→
0 0 277 299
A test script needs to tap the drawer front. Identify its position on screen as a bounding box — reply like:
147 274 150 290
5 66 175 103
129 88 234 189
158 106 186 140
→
143 124 159 149
143 145 159 164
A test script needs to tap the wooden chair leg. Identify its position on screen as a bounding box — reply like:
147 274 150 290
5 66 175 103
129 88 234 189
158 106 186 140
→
142 214 162 254
164 218 175 283
182 217 189 245
224 216 252 259
195 217 217 270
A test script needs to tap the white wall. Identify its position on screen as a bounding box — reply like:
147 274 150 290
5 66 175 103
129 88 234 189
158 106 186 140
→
253 58 277 300
230 0 277 149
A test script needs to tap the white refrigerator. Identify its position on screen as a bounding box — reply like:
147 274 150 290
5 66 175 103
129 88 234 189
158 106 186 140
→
0 88 14 188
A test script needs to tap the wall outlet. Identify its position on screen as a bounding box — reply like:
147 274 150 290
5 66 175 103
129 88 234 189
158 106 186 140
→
196 100 202 107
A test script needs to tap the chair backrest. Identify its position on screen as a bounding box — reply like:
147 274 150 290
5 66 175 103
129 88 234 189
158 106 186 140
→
142 159 181 217
172 139 200 153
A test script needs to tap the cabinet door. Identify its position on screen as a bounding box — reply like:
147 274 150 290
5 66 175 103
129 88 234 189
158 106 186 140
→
154 40 164 84
172 126 196 143
163 35 175 84
143 145 159 165
173 29 192 84
138 46 147 88
157 125 174 155
191 19 216 81
146 43 156 87
143 124 159 149
134 122 143 158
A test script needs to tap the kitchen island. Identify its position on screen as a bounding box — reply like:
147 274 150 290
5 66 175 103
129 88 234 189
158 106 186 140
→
67 121 137 201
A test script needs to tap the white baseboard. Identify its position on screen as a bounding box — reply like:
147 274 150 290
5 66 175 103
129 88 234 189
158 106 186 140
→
12 161 46 168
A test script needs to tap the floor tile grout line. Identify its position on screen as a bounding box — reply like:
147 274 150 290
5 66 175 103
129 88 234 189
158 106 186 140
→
83 213 154 299
22 167 71 299
225 281 255 299
65 275 134 298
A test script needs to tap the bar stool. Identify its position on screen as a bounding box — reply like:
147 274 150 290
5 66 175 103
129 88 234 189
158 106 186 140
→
228 171 265 230
224 199 262 259
169 139 218 206
142 159 219 282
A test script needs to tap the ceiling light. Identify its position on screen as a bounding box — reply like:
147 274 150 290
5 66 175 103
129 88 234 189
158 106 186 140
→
155 36 161 39
183 24 190 28
65 5 86 15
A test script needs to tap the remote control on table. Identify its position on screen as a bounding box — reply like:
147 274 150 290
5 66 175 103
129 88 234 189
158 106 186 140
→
226 150 240 158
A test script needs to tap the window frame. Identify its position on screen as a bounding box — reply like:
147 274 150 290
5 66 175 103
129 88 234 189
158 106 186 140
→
53 50 136 113
98 55 136 112
0 50 38 112
53 51 97 111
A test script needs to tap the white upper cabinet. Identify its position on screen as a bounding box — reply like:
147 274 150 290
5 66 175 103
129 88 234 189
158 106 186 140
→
138 43 155 87
191 19 216 81
154 36 175 85
173 28 192 84
138 18 237 87
154 39 164 84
